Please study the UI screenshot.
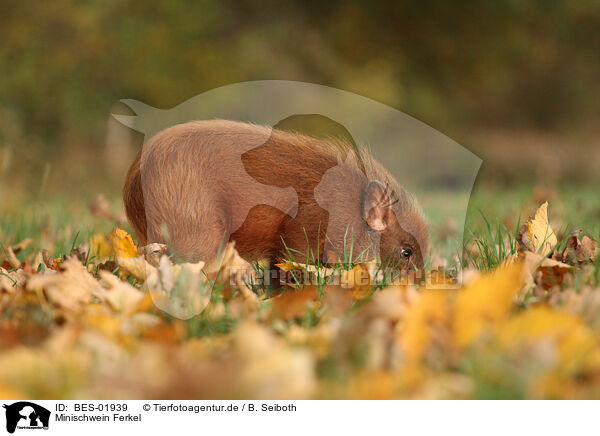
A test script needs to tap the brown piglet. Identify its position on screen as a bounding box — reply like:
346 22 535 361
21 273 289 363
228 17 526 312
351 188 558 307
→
123 120 429 271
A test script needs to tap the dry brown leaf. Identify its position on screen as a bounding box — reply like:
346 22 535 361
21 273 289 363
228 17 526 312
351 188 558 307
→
522 251 574 291
100 272 145 316
564 234 599 264
275 260 336 275
10 238 32 255
0 267 25 293
2 246 21 269
579 236 598 263
537 258 574 290
275 261 336 288
27 258 107 313
558 230 582 264
40 249 61 271
275 261 306 272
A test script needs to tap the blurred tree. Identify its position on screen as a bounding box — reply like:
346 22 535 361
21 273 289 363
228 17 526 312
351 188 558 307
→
0 0 599 150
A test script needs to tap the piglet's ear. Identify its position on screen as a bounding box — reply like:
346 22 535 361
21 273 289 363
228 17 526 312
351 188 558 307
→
363 181 392 232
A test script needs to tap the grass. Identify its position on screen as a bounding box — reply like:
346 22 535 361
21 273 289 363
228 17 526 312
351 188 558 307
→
1 185 598 311
2 184 599 284
2 184 600 399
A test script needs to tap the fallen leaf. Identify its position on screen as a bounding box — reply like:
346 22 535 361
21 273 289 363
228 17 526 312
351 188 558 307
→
27 258 107 313
233 321 316 399
1 246 21 269
117 256 157 281
10 238 32 255
145 255 210 320
341 264 372 300
517 202 557 257
109 228 139 258
205 242 257 301
268 286 319 321
453 262 525 349
496 307 600 375
100 272 145 316
400 291 449 364
89 233 113 259
556 231 598 266
278 263 336 289
522 251 574 291
579 236 598 263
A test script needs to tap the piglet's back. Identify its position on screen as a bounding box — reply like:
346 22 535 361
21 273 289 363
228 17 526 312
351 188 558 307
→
123 119 426 264
125 120 341 260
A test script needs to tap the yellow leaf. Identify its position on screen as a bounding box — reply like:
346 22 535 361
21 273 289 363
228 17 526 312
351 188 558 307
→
401 291 449 364
341 264 371 300
268 286 319 321
89 233 113 258
100 272 145 316
274 261 301 272
109 228 139 258
0 347 87 398
27 258 107 313
496 307 600 375
85 311 122 339
116 256 157 281
233 321 316 399
347 371 397 399
523 202 557 257
453 262 524 349
145 256 211 320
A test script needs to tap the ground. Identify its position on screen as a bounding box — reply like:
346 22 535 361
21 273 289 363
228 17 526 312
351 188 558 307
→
0 185 599 399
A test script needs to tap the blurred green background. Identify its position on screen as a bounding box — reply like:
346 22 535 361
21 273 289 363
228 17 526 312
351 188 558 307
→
0 0 599 210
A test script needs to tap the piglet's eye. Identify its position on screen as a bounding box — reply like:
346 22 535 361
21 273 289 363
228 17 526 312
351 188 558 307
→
401 248 412 259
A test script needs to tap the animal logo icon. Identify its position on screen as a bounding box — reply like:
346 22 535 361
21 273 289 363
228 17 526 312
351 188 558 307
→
3 402 50 433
